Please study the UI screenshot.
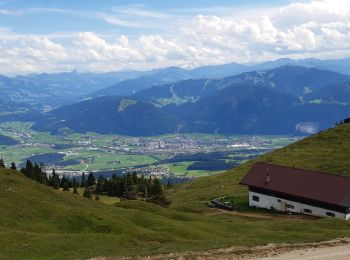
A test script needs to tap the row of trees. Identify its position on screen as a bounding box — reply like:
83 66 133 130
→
95 172 169 205
0 158 16 170
4 159 169 206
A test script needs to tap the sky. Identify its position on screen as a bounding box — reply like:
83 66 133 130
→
1 0 350 75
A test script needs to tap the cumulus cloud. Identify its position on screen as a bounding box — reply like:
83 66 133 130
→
2 0 350 74
295 122 320 134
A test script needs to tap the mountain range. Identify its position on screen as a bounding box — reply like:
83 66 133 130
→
2 57 350 113
33 65 350 136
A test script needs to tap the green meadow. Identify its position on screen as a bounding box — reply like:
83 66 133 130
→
1 123 350 259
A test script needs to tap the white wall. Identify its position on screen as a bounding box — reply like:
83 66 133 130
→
249 191 350 220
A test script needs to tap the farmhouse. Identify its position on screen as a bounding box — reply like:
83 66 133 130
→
239 163 350 220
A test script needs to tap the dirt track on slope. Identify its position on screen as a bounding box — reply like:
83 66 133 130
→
91 238 350 260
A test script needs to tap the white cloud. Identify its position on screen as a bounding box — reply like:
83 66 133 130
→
2 0 350 75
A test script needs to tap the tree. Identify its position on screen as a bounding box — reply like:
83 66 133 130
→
23 160 33 178
0 158 5 168
61 175 69 191
83 187 92 199
33 163 47 184
151 178 163 197
132 172 138 184
10 162 16 170
147 178 170 206
72 177 79 194
81 173 86 187
96 176 105 194
87 172 95 186
49 169 60 189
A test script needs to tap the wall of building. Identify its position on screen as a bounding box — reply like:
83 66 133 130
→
249 191 350 220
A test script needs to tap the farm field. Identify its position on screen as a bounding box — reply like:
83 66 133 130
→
0 122 300 179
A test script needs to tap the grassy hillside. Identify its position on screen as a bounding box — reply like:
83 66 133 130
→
168 122 350 211
1 123 350 259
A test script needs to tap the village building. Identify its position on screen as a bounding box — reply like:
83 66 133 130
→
240 163 350 220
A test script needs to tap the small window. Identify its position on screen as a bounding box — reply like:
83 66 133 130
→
286 204 294 209
326 212 335 217
252 195 260 202
277 199 281 202
304 209 312 214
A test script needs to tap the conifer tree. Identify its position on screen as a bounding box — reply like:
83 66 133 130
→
50 169 60 189
132 172 138 184
72 177 78 194
0 158 5 168
10 162 16 170
96 176 105 194
87 172 95 186
62 180 69 191
61 175 69 191
83 187 92 199
81 173 86 187
24 160 33 178
150 178 163 198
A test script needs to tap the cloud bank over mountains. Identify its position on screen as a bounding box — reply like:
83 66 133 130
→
1 0 350 75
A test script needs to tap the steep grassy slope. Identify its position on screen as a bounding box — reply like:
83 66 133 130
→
1 123 350 259
168 122 350 211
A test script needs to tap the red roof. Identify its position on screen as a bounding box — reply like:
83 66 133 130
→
240 163 350 208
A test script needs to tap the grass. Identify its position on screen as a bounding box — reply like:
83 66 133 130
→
1 123 350 259
169 162 225 177
66 187 121 205
167 123 350 212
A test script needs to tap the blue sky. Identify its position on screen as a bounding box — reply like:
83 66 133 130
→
1 0 292 35
0 0 349 75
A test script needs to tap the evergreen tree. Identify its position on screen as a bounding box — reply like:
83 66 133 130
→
132 172 138 184
50 169 60 189
24 160 34 178
87 172 95 186
72 177 78 194
96 176 105 194
150 178 164 198
138 177 148 198
33 163 46 184
61 175 69 191
68 178 73 188
83 187 92 199
81 173 86 187
62 180 69 191
10 162 16 170
0 158 5 168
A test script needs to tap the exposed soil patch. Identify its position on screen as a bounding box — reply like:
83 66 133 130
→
91 238 350 260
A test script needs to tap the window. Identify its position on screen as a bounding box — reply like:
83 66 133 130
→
286 204 294 209
252 195 260 202
326 212 335 217
304 209 312 214
277 199 281 202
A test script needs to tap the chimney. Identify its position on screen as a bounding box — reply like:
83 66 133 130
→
265 167 270 184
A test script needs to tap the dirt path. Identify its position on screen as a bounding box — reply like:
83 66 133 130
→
254 244 350 259
91 238 350 260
